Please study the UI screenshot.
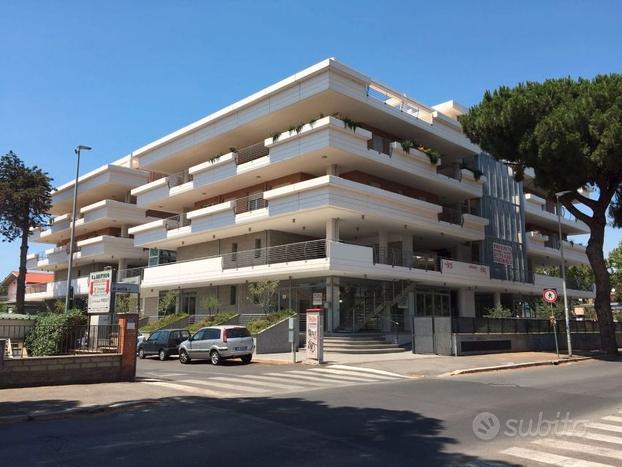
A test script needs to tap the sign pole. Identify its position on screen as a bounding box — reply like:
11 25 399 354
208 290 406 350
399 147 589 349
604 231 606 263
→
551 303 559 359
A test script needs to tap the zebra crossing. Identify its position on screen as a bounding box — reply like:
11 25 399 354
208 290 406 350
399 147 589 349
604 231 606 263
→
141 364 410 398
500 410 622 466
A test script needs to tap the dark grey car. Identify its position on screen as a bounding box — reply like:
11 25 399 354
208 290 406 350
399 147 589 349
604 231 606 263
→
138 329 191 361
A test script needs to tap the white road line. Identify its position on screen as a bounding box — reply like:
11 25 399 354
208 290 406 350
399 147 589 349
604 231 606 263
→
142 381 231 398
562 432 622 446
286 370 371 384
585 423 622 434
178 379 269 394
602 416 622 423
328 365 408 378
533 438 622 461
307 368 398 381
214 375 306 391
266 373 338 386
502 446 614 467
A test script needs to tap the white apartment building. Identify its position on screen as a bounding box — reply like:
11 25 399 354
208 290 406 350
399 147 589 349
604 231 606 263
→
26 58 593 337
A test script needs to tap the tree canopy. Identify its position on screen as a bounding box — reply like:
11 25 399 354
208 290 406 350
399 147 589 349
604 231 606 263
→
0 151 53 313
459 74 622 355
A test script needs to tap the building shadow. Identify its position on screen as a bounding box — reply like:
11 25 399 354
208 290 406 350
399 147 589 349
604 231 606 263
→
0 394 516 466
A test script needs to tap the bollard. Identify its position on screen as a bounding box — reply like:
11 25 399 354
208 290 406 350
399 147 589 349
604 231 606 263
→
117 313 138 382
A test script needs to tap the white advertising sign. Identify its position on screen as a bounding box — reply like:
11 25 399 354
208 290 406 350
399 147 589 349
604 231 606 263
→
492 242 513 266
307 314 319 360
312 292 323 306
441 259 490 279
88 270 113 314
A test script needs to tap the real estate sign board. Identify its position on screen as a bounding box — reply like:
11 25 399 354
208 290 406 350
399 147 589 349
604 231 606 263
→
492 242 513 266
88 270 113 314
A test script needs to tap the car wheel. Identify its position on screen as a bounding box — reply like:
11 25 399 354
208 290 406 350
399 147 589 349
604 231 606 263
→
210 350 221 365
241 354 252 364
159 349 168 361
138 348 146 359
179 349 191 364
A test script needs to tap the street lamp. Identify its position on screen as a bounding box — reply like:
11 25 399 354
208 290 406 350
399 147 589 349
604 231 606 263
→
64 145 92 312
555 190 573 357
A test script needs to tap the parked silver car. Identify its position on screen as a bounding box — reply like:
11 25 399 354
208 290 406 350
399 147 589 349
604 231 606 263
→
179 325 254 365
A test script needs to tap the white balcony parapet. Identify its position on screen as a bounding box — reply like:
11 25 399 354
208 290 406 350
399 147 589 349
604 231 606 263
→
131 116 484 211
24 276 90 302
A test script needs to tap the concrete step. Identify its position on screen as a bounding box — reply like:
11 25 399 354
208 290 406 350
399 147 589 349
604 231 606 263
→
325 347 407 354
323 340 393 346
325 342 399 349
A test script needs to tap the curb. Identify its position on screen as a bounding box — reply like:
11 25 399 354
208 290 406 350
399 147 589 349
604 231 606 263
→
446 356 592 376
0 399 161 426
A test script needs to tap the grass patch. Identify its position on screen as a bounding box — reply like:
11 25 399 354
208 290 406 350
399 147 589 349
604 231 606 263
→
246 309 295 335
140 313 188 333
188 311 238 333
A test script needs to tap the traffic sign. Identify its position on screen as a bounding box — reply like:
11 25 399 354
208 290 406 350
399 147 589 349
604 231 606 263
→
543 288 558 304
112 282 140 294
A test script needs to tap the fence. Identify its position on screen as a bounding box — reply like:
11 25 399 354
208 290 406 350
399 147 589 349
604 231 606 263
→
451 317 620 335
234 193 268 214
222 239 326 269
0 324 119 357
236 142 269 165
167 170 193 188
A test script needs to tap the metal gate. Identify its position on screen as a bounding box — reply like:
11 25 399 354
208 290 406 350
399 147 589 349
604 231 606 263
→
413 317 452 354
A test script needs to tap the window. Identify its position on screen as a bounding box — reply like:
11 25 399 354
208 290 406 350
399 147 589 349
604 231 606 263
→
157 332 169 344
231 242 238 261
192 330 205 341
206 328 221 339
181 293 197 315
148 331 161 342
230 285 237 306
254 238 261 258
227 327 251 338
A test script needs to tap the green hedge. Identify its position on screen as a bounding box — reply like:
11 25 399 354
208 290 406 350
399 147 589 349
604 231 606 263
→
139 313 188 333
246 309 295 335
188 311 238 333
24 309 87 356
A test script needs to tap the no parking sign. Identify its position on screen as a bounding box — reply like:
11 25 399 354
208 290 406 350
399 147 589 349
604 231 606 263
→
543 288 558 304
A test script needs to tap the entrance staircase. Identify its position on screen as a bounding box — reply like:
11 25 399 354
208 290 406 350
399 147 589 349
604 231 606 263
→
324 334 406 354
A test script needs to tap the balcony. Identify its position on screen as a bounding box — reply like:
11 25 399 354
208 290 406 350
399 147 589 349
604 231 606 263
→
524 193 589 235
27 236 148 271
534 273 594 296
526 231 589 266
31 200 157 244
130 175 488 249
24 276 90 302
131 116 485 212
51 165 151 215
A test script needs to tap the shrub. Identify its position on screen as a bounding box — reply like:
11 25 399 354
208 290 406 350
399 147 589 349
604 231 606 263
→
24 309 86 356
188 311 238 333
140 312 188 333
246 309 295 335
483 306 513 318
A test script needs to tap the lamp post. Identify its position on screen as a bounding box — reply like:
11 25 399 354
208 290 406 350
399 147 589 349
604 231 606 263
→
555 190 573 357
64 145 92 312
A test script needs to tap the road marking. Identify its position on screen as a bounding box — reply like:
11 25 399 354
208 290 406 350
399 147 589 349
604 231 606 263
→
265 373 337 386
585 423 622 434
602 416 622 423
178 379 269 394
563 431 622 446
307 368 398 381
213 375 306 391
533 438 622 461
286 370 377 384
142 381 231 398
328 364 408 378
502 446 613 467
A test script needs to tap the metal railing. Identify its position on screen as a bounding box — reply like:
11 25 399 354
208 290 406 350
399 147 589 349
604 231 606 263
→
25 283 48 294
490 264 535 283
367 134 392 156
233 193 268 214
236 142 269 165
372 246 440 271
222 239 326 269
366 84 427 121
438 206 465 225
163 214 190 231
0 324 119 356
545 236 561 249
167 170 193 188
452 317 611 334
117 266 146 282
437 165 462 182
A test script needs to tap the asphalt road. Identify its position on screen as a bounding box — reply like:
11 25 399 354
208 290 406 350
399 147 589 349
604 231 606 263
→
2 358 622 466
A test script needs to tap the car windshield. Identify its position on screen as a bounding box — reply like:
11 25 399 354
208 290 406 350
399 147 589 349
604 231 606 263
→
227 327 251 338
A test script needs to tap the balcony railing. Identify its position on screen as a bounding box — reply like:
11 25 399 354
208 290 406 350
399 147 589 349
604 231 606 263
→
437 165 462 182
544 236 561 249
222 239 326 269
367 134 392 156
233 193 268 214
490 264 534 283
372 246 439 271
366 84 426 121
438 206 466 225
236 142 269 165
25 283 48 294
167 170 193 188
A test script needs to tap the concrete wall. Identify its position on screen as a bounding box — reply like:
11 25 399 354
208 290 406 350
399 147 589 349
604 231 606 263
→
0 352 123 389
253 317 291 354
452 331 622 356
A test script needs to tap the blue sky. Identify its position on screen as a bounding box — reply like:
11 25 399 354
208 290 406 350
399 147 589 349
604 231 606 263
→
1 0 621 278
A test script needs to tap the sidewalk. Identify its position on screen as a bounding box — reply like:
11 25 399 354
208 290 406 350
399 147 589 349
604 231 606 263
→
254 350 592 377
